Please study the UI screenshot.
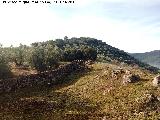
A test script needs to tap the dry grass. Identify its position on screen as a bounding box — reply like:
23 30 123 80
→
9 63 37 77
0 62 160 120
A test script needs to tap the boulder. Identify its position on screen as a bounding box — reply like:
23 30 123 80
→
111 68 124 78
152 75 160 87
136 93 160 105
123 74 140 84
125 70 131 75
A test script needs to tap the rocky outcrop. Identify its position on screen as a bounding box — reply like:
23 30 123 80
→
152 75 160 87
111 68 124 78
0 60 88 93
122 70 140 84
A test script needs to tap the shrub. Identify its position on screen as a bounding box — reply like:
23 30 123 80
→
30 45 59 72
0 48 11 79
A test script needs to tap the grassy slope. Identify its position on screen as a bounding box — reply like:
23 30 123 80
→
0 63 160 120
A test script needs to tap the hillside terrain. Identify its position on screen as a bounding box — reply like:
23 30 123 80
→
0 37 160 120
131 50 160 69
0 62 160 120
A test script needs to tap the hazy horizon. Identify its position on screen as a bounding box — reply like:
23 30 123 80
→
0 0 160 53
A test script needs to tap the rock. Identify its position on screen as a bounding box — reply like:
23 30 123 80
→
94 75 100 79
144 94 158 103
85 60 94 65
111 71 117 78
123 74 140 84
122 69 140 84
111 68 124 78
1 61 88 93
102 116 107 120
157 96 160 101
136 93 160 108
125 70 131 74
103 71 108 75
152 75 160 87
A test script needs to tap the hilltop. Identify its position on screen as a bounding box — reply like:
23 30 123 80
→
31 37 159 72
1 37 158 75
131 50 160 69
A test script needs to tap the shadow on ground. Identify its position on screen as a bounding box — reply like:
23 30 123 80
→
0 70 104 120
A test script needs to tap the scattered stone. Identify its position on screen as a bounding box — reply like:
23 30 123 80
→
103 71 108 75
157 96 160 101
102 116 107 120
111 68 124 78
0 60 88 93
152 75 160 87
136 93 154 102
123 74 140 84
94 75 100 79
125 70 131 74
85 60 94 65
111 71 118 78
145 94 158 103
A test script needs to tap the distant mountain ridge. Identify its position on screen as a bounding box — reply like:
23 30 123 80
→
131 50 160 68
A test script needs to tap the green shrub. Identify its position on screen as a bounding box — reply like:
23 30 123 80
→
0 48 11 79
30 45 59 72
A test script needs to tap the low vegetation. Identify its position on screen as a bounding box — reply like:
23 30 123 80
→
0 37 160 119
0 45 12 79
0 37 158 77
0 62 160 119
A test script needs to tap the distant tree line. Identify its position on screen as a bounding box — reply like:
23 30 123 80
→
0 36 158 79
0 37 98 76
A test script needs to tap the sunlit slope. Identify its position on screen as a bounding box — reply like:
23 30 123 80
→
0 62 160 120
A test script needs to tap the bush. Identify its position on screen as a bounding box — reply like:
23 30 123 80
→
62 47 97 62
30 45 59 72
0 62 11 79
30 46 46 72
0 49 11 79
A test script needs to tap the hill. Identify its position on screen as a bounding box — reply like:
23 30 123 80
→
131 50 160 69
32 37 158 72
1 37 158 75
0 37 160 119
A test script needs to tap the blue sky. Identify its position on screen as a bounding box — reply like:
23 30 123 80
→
0 0 160 53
